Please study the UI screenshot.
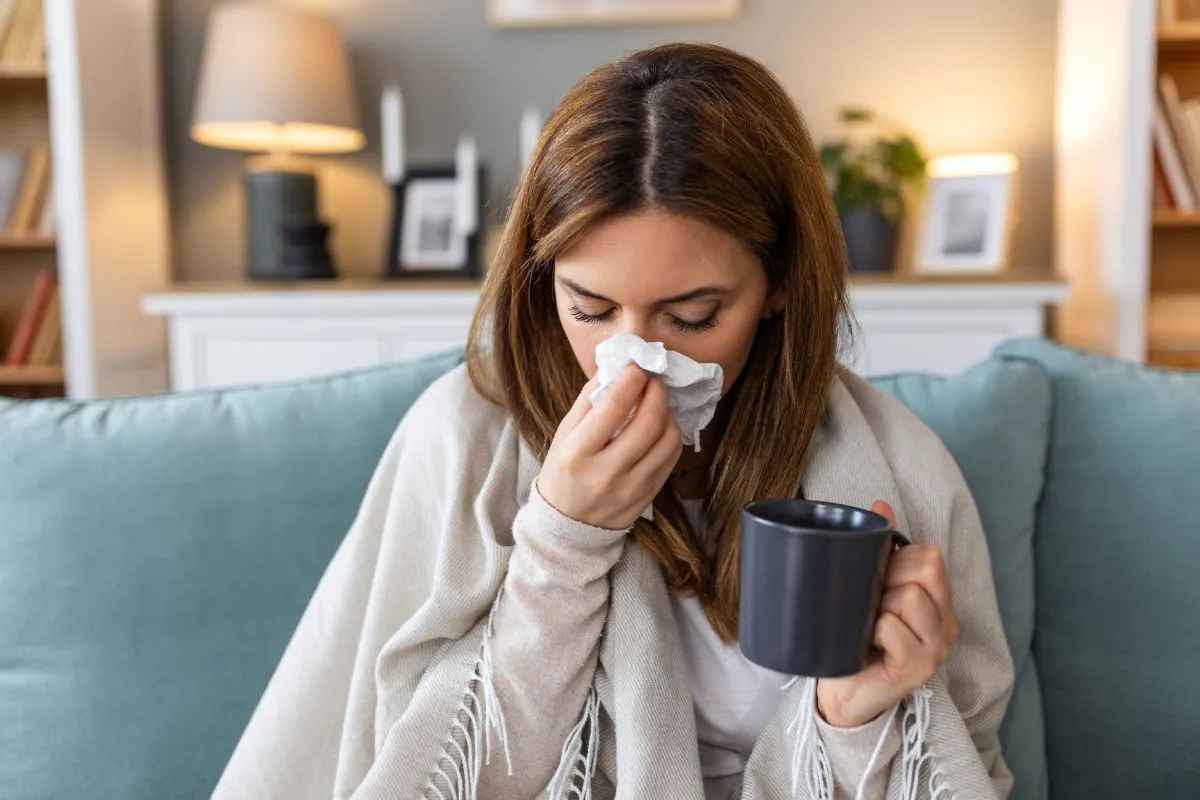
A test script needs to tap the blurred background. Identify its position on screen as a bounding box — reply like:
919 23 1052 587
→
0 0 1186 399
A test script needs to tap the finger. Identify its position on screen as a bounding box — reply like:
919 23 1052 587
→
573 364 649 452
871 500 896 525
885 544 954 637
628 412 683 497
604 377 670 466
875 612 938 686
558 375 601 434
874 611 922 668
873 609 926 681
882 583 948 659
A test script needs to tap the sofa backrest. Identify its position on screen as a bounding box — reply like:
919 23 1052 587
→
873 357 1052 800
0 342 1090 800
996 340 1200 799
0 350 463 800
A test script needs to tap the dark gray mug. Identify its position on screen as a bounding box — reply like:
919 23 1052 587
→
739 499 908 677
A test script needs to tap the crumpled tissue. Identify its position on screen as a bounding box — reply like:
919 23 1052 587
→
589 332 724 454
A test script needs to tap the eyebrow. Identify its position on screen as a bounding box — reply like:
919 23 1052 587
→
557 276 727 306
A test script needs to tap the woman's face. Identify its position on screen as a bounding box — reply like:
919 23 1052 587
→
553 209 777 394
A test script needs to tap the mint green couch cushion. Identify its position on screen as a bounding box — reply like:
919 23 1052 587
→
0 350 463 800
995 340 1200 798
872 358 1053 800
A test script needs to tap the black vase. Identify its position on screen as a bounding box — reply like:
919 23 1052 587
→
840 208 897 274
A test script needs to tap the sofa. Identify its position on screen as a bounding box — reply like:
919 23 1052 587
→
2 339 1198 800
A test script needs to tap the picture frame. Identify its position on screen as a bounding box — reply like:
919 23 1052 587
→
384 165 487 279
488 0 742 29
915 172 1016 274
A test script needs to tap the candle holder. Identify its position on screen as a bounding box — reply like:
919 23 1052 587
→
383 164 488 279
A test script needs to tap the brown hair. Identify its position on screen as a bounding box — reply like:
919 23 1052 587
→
467 42 851 642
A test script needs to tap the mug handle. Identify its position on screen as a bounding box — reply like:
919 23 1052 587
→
891 530 911 549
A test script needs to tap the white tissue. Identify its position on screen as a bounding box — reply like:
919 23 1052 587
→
589 332 724 453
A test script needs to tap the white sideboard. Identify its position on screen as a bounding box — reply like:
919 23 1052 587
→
141 277 1069 392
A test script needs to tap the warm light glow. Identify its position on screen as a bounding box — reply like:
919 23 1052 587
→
191 121 365 155
926 152 1020 178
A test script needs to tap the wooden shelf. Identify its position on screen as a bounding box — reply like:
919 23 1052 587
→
1152 209 1200 227
1159 26 1200 52
0 63 46 81
0 233 55 250
0 364 64 386
1148 293 1200 357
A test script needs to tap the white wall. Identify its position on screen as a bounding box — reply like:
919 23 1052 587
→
47 0 172 397
161 0 1059 282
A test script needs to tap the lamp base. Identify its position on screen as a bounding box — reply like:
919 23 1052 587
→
244 165 336 280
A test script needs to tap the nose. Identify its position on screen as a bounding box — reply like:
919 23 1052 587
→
619 313 654 342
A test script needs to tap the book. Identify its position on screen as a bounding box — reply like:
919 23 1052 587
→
35 180 53 235
0 0 34 65
1154 98 1196 210
27 283 59 365
19 0 41 66
0 147 25 224
1159 74 1200 202
8 141 49 233
1153 150 1174 209
4 269 54 365
0 0 20 55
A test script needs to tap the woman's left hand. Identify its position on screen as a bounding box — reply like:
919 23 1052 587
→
815 501 960 729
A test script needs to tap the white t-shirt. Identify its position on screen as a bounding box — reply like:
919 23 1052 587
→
671 499 793 800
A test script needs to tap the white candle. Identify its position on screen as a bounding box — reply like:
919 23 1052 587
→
381 85 404 184
520 107 542 170
455 135 478 236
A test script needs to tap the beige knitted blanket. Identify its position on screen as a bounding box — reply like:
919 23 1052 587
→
212 365 1014 800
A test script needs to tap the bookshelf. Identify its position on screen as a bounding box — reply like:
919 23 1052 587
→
1056 1 1200 368
1150 10 1200 369
0 0 172 399
0 232 52 248
0 0 60 398
0 362 61 385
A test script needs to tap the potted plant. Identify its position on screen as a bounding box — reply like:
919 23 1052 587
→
819 108 927 274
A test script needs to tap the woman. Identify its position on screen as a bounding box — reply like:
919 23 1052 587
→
214 43 1013 800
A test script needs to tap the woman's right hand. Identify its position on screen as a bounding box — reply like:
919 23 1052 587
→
537 364 683 530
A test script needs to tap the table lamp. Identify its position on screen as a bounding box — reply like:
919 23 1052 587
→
191 2 365 279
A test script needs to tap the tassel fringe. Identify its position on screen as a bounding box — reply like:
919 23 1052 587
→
544 686 601 799
421 591 513 800
899 686 952 800
421 615 951 800
784 677 834 800
784 680 952 800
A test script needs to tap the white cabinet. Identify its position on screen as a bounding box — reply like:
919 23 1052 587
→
846 281 1067 376
142 278 1068 391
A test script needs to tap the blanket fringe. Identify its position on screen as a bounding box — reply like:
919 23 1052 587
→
784 680 953 800
785 678 833 800
422 591 513 800
900 686 952 800
544 686 601 799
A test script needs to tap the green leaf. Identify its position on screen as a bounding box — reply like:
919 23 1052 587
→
887 136 927 181
840 107 874 124
819 107 928 220
819 142 848 173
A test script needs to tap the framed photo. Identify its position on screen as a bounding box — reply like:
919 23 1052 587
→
488 0 741 29
385 165 486 279
915 173 1016 274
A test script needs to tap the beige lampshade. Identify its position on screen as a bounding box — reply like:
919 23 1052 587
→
191 2 365 155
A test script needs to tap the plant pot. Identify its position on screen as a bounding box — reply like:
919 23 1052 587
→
839 208 897 274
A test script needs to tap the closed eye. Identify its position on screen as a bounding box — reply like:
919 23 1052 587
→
670 311 719 333
569 306 614 324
